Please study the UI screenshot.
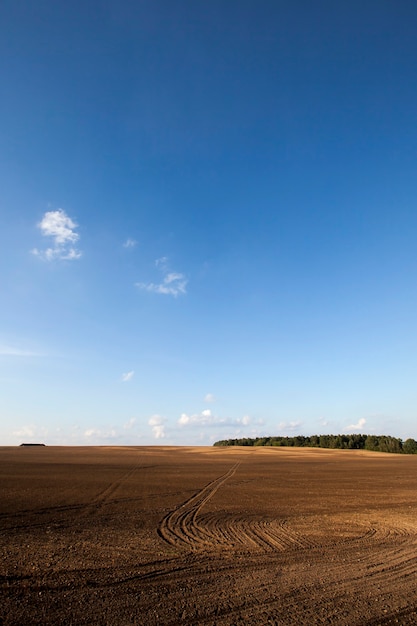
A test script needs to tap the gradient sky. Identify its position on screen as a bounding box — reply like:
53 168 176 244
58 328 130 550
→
2 1 417 445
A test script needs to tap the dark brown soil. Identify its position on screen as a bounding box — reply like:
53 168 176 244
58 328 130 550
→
2 445 417 625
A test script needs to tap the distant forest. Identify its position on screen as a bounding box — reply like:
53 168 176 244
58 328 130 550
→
213 434 417 454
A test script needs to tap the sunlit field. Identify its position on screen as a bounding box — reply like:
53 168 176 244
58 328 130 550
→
2 446 417 625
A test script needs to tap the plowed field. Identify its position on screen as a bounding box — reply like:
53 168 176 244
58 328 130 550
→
2 445 417 625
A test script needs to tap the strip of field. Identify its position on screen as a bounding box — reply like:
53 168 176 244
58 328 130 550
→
2 446 417 625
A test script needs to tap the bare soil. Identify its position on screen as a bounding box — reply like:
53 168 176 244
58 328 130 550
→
1 445 417 625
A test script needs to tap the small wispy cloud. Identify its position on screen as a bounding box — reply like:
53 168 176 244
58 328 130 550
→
123 417 137 430
12 424 48 440
345 417 366 432
204 393 215 403
32 209 82 261
123 238 137 249
121 370 134 382
0 345 41 357
149 414 166 439
136 257 187 297
12 425 35 438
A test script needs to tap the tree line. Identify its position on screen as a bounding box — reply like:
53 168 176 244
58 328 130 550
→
213 434 417 454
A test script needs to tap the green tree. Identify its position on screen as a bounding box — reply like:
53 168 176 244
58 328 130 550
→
403 438 417 454
365 435 379 451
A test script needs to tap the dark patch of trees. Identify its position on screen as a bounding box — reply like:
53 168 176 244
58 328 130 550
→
213 434 417 454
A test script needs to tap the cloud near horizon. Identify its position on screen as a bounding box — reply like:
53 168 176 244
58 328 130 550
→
84 428 117 440
178 409 251 429
345 417 367 432
32 209 82 261
123 417 137 430
12 425 35 438
12 424 49 441
277 420 302 433
149 414 166 439
136 257 187 297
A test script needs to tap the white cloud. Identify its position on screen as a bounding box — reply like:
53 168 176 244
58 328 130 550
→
84 428 117 440
149 414 166 439
345 417 366 432
155 256 168 269
12 425 35 438
204 393 215 403
32 209 82 261
178 410 251 429
136 257 187 297
121 370 134 382
123 417 137 430
12 424 48 441
123 238 137 248
178 409 217 427
39 209 79 244
277 421 301 433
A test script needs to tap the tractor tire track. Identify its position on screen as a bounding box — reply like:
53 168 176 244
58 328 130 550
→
159 469 417 554
158 462 316 552
158 462 241 550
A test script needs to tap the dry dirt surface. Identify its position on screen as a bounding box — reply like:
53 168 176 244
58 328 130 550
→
2 446 417 625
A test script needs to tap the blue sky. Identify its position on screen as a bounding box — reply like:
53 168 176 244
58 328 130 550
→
2 1 417 445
